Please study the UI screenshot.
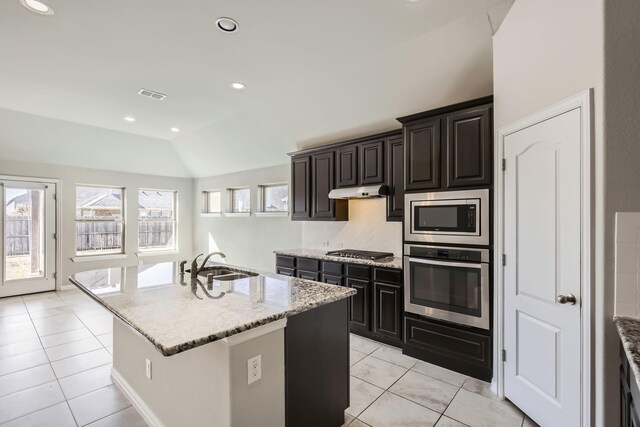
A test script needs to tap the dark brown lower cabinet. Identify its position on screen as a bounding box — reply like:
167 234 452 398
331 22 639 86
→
373 281 402 342
277 267 295 277
285 299 349 427
403 314 491 381
347 278 371 332
276 255 403 347
322 274 343 286
297 270 320 281
621 343 640 427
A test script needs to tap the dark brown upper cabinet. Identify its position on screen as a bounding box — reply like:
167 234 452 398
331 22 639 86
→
312 152 348 220
397 96 494 192
446 105 492 188
385 135 404 221
291 156 311 220
336 145 358 188
404 118 441 191
358 140 384 185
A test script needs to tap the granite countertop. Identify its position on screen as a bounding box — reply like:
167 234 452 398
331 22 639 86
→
70 262 355 357
274 248 403 270
615 316 640 383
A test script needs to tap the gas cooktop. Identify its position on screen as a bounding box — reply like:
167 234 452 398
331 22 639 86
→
325 249 394 260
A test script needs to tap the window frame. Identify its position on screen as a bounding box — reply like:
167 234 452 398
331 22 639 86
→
137 188 178 253
202 190 222 216
256 182 289 217
226 187 251 216
74 184 126 257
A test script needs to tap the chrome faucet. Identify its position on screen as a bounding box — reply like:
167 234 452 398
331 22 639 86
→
190 252 227 278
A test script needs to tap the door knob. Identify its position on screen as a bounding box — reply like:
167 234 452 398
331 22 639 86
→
556 294 577 305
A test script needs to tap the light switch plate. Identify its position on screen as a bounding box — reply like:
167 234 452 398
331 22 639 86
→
247 354 261 385
145 359 152 380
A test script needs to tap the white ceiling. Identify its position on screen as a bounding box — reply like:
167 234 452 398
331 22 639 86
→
0 0 514 178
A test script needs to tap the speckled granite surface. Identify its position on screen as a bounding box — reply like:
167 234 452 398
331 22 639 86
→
274 248 403 270
70 262 355 356
615 316 640 383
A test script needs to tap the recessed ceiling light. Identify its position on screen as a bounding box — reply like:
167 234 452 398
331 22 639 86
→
216 17 239 33
124 116 136 122
230 82 245 90
171 127 180 133
19 0 54 15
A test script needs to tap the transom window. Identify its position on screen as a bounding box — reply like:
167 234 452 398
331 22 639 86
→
204 190 221 214
258 183 288 213
75 185 125 256
229 187 250 213
138 190 177 251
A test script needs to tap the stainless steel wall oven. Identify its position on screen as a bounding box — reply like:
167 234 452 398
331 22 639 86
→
404 244 490 330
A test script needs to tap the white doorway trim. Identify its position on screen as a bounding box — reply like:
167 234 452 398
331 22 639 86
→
493 90 593 426
0 174 61 292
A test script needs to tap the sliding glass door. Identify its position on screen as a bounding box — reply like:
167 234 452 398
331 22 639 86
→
0 180 56 297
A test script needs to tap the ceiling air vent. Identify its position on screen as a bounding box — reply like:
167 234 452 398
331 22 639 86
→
137 88 167 101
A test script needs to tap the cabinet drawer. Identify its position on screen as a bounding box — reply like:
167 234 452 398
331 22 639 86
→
373 268 402 285
276 255 296 269
297 270 320 281
276 267 296 277
322 261 343 275
404 315 491 381
298 257 320 272
345 264 371 280
322 274 343 286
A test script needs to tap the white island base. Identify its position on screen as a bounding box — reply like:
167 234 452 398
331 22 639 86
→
111 318 287 427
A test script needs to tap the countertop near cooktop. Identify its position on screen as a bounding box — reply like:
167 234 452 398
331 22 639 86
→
274 248 403 270
616 316 640 384
70 262 355 356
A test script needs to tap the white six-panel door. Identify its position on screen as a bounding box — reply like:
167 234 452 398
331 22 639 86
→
503 107 583 427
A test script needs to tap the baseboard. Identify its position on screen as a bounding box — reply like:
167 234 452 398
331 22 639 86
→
111 367 165 427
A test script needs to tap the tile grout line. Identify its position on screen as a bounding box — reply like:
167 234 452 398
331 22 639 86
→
24 295 81 427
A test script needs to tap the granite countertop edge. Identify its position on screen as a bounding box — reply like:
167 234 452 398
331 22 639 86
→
615 315 640 384
70 276 355 357
274 248 403 270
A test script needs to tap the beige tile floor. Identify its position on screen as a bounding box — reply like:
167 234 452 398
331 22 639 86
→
345 335 540 427
1 290 539 427
0 289 146 427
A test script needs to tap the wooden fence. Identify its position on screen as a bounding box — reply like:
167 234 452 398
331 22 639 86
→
5 218 174 255
6 217 30 256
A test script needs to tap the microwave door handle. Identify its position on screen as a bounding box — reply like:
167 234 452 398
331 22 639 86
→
406 257 484 270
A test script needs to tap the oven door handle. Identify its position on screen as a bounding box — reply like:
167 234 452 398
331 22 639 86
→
405 256 484 270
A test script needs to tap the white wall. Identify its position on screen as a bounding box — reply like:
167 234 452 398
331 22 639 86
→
193 164 302 272
493 0 609 423
614 213 640 318
302 198 402 256
0 159 194 287
602 0 640 423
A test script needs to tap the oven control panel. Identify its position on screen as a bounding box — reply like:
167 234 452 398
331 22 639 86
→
404 244 489 263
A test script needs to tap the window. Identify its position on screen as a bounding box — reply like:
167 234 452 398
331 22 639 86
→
258 183 289 213
229 187 250 213
138 190 177 251
75 185 124 256
203 190 221 214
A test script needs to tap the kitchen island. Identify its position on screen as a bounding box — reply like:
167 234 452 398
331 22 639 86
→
70 261 355 427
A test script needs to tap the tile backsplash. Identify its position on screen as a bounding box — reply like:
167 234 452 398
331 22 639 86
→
301 198 402 256
615 212 640 318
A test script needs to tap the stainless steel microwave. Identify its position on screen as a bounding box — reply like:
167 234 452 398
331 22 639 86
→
404 189 489 246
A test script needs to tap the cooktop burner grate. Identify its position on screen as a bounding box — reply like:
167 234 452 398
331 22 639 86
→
325 249 394 260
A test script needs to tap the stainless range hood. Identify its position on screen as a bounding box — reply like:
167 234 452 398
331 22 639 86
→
328 185 389 200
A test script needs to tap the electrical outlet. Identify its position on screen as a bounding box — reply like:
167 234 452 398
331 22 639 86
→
247 354 262 385
145 359 152 380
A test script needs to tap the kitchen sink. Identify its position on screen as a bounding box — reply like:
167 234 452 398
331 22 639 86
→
198 267 235 277
211 273 251 281
197 267 258 281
